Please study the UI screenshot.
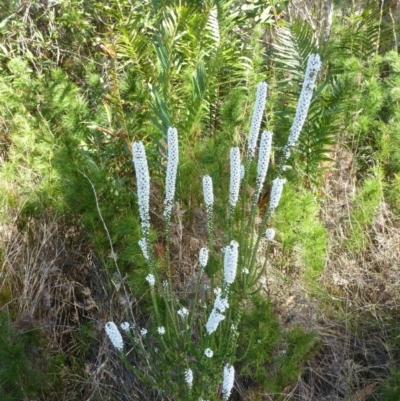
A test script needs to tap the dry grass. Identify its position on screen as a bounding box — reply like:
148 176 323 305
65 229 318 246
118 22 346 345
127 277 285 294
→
0 212 154 400
287 148 400 400
244 145 400 401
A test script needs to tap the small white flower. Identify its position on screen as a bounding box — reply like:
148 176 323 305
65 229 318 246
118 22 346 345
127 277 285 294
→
202 175 214 207
259 277 266 285
140 328 148 336
268 178 286 213
204 348 214 358
163 280 169 291
145 273 155 287
199 247 209 268
222 364 235 400
105 322 124 351
229 147 241 208
213 287 221 296
120 322 130 332
178 307 189 318
164 127 179 221
242 267 249 274
223 240 239 286
248 82 268 160
185 368 193 388
265 228 275 241
231 324 236 331
158 326 165 335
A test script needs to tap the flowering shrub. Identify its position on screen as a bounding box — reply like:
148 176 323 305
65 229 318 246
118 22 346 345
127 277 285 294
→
104 54 321 400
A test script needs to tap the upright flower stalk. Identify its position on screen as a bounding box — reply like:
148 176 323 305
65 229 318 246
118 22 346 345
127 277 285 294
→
199 248 209 268
132 141 152 274
163 127 179 312
253 130 273 207
133 141 161 323
229 147 241 239
268 177 287 214
132 141 151 238
223 240 239 286
163 127 179 226
184 368 193 389
205 289 229 334
247 82 268 161
282 54 322 166
222 364 235 400
229 147 241 209
202 174 214 251
105 321 124 351
205 240 238 334
287 54 321 148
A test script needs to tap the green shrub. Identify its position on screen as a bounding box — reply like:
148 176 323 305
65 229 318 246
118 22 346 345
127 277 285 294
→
273 182 328 280
346 168 384 253
0 314 63 400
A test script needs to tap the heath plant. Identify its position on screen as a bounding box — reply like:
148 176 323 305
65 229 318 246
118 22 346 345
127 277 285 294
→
104 54 322 400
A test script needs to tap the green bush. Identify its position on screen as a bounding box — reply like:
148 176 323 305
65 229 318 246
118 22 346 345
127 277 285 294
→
273 182 328 280
0 314 63 400
346 168 384 253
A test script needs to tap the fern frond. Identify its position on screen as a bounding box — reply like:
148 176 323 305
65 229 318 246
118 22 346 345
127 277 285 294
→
273 21 317 81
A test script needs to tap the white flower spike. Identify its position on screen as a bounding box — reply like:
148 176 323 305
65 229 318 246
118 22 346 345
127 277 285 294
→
229 147 241 208
265 228 275 241
185 368 193 388
205 292 229 334
203 175 214 208
199 247 209 268
223 240 239 286
286 54 321 148
105 322 124 351
163 127 179 221
248 82 268 160
268 178 287 213
255 131 273 202
222 364 235 400
132 141 151 236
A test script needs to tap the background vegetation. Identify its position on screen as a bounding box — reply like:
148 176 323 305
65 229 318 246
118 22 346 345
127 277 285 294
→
1 0 400 399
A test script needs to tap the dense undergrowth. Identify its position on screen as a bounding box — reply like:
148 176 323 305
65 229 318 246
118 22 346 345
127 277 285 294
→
1 0 400 400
